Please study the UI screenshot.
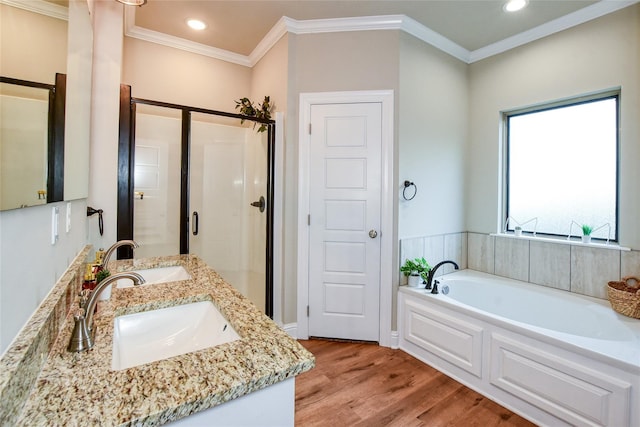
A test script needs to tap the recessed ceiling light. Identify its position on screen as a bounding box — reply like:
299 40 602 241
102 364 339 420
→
187 19 207 31
504 0 528 12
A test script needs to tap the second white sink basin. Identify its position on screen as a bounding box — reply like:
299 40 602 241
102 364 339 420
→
98 266 192 300
112 300 240 370
117 265 191 288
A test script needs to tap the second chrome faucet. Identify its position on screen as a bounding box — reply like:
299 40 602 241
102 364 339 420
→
68 272 145 352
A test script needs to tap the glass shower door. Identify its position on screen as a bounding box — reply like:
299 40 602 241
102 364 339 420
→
189 113 268 311
132 104 182 259
129 102 271 315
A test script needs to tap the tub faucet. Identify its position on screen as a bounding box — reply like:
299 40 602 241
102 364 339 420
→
67 272 145 352
101 240 139 269
426 260 459 294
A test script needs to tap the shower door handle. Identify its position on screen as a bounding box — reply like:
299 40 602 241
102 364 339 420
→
250 196 266 213
192 211 199 236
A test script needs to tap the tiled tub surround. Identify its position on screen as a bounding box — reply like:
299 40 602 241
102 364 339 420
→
468 232 640 300
400 232 639 300
2 254 314 426
399 232 468 282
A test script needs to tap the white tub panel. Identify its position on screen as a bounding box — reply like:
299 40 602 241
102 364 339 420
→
404 298 483 378
490 333 631 427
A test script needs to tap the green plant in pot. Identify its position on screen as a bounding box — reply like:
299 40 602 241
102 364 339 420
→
581 224 593 243
400 257 432 287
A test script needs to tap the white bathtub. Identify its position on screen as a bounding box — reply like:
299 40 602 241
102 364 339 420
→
399 270 640 427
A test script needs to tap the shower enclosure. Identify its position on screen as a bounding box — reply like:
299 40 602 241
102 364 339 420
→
117 86 274 316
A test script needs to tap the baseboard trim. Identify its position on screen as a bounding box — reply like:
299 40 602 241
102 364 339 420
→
282 323 297 339
283 323 398 348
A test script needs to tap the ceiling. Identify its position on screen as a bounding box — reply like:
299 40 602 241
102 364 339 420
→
133 0 604 57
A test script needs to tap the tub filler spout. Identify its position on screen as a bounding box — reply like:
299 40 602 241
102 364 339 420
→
426 260 459 293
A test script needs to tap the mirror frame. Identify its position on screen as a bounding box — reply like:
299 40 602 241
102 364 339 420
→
0 74 66 207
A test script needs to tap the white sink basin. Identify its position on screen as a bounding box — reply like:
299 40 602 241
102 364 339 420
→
98 266 191 300
117 265 191 287
112 301 240 370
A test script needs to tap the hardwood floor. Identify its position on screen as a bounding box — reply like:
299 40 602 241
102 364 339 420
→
295 339 537 427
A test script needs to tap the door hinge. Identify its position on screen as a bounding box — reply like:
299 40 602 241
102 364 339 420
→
308 123 312 135
307 305 309 317
308 214 310 225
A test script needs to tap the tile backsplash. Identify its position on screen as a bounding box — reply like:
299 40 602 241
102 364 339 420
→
400 232 639 300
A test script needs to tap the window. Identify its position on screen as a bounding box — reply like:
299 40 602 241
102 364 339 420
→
504 93 619 241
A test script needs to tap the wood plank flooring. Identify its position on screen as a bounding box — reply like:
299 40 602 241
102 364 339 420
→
295 339 537 427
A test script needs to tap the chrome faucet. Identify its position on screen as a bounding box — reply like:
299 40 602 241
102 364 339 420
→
68 272 145 352
101 240 139 268
426 260 459 293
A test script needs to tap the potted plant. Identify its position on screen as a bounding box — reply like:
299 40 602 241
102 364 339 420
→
581 224 593 243
514 226 522 237
234 96 273 133
400 257 432 287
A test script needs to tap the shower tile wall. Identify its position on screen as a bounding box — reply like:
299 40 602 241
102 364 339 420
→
466 232 633 300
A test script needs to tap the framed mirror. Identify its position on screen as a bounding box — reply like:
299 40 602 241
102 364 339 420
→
0 75 65 210
0 0 93 211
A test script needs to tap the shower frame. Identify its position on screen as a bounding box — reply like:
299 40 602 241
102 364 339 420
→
117 85 275 318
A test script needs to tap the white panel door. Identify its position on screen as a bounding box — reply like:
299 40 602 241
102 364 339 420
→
308 103 382 341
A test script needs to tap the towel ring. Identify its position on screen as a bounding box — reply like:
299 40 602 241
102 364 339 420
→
402 180 417 201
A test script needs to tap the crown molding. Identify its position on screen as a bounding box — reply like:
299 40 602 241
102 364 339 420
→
285 14 404 34
248 14 470 65
1 0 68 20
123 7 251 67
469 0 640 63
398 15 470 63
123 1 639 68
247 16 289 66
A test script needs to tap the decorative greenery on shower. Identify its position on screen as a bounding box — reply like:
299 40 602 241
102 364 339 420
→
234 96 273 133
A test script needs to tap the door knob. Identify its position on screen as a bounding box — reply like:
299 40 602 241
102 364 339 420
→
250 196 266 213
369 230 378 238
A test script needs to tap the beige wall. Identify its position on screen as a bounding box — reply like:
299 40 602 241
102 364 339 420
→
0 4 67 84
282 30 401 324
251 35 288 113
467 5 640 249
122 37 251 111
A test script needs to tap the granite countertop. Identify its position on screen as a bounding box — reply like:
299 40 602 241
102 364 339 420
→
15 255 314 426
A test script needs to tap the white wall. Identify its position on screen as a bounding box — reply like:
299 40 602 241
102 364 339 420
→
0 199 87 353
467 5 640 249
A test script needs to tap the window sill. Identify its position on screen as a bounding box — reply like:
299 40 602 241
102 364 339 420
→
490 233 630 252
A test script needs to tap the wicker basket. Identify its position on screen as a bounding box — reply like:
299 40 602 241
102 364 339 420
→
607 276 640 319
